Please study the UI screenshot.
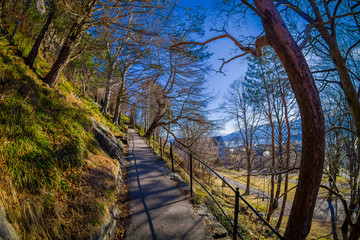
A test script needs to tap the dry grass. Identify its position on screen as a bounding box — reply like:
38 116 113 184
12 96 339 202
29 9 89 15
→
0 151 127 240
218 169 349 203
0 35 129 239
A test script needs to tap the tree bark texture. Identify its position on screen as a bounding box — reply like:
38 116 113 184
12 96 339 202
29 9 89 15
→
10 0 31 41
25 3 56 68
101 68 114 114
43 20 83 87
253 0 325 239
245 154 251 195
275 75 291 230
261 71 276 221
113 80 124 125
348 218 360 240
144 109 164 139
43 0 97 87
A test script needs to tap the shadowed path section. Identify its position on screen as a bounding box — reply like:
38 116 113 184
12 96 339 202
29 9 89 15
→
125 129 213 240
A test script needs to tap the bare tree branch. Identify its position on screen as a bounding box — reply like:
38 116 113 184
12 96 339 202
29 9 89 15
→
326 126 358 135
170 33 268 57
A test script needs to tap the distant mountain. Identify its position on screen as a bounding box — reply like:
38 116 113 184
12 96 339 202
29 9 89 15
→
222 119 302 147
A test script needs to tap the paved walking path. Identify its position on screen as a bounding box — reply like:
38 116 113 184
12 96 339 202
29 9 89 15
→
125 129 213 240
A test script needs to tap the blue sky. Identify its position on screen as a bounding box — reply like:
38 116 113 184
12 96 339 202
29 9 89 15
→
176 0 262 135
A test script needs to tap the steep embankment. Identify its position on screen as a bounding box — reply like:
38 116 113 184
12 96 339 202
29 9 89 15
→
0 36 128 239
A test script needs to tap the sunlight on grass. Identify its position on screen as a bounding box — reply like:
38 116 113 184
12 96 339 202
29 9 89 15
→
0 35 127 240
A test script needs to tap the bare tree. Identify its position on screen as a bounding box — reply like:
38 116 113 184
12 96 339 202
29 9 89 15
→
223 79 260 195
172 0 325 238
273 1 360 238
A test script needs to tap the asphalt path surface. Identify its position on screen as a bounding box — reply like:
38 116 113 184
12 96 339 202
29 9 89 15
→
125 129 213 240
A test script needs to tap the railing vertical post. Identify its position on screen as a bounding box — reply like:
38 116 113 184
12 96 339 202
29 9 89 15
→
170 143 174 172
233 187 240 240
190 154 193 197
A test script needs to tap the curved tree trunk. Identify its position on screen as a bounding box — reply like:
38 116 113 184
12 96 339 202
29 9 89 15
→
254 1 325 239
144 111 163 139
25 3 55 68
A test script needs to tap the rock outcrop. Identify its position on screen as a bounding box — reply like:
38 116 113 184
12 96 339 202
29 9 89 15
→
91 118 127 240
0 201 20 240
91 118 126 165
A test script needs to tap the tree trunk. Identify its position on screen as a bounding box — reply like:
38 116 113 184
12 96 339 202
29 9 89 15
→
144 111 163 139
43 0 97 87
113 80 124 125
163 118 171 152
328 178 339 240
348 218 360 240
0 0 6 33
245 154 251 195
262 72 276 221
275 74 291 230
10 0 31 41
43 20 83 87
273 121 284 220
101 67 114 114
254 1 325 239
25 3 55 68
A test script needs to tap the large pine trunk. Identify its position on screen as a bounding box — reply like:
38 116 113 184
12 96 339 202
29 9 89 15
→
25 4 55 68
254 0 325 239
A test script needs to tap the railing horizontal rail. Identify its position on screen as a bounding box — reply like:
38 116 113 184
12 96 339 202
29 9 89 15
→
173 144 236 192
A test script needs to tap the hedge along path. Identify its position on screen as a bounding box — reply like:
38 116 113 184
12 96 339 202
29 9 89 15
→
125 129 213 240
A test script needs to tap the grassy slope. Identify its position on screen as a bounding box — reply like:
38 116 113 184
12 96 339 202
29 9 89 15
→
0 36 127 239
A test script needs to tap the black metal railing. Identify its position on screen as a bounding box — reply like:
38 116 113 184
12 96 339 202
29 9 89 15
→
144 132 283 240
